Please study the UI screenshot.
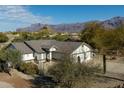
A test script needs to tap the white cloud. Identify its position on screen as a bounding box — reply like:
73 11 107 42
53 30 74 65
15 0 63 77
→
0 5 52 31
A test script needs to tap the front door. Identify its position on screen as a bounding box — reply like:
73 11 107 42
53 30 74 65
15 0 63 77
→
77 56 81 63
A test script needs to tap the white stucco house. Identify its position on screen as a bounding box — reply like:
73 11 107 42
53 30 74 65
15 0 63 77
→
8 40 94 64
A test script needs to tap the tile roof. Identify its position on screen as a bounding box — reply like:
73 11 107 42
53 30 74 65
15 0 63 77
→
24 40 55 53
11 39 92 54
11 42 33 54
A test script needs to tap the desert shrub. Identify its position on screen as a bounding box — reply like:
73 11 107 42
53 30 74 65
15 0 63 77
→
0 59 7 72
0 33 8 43
47 58 101 88
17 62 39 75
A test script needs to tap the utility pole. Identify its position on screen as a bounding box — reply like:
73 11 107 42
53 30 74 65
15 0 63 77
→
103 54 106 74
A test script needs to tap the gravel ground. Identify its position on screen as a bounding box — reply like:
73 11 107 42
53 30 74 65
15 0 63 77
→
90 76 124 88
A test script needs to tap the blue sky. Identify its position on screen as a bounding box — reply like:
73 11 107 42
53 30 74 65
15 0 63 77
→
1 5 124 32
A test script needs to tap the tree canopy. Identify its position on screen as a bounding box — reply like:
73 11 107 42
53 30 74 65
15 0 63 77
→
0 49 21 68
80 22 103 47
80 22 124 54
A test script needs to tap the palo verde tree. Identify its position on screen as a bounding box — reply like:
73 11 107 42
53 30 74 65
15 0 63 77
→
6 49 22 68
0 49 22 68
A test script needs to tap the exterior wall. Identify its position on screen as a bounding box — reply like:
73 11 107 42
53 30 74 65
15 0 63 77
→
34 52 46 62
49 47 56 61
71 44 93 63
35 47 57 62
48 52 52 60
22 53 34 61
34 51 55 63
9 42 93 64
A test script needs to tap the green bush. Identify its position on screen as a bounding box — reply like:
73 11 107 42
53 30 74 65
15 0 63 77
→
18 62 39 75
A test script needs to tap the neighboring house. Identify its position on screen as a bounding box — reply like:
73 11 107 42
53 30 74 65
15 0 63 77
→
8 40 94 64
69 32 80 40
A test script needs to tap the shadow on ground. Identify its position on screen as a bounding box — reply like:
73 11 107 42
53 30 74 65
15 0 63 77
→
30 75 57 88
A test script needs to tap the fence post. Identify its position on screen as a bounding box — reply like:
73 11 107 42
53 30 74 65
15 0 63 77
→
103 54 106 74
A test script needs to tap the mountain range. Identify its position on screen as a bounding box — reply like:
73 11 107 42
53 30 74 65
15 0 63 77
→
16 16 124 33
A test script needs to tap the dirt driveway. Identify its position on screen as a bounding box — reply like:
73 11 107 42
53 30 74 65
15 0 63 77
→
0 69 33 88
0 81 14 88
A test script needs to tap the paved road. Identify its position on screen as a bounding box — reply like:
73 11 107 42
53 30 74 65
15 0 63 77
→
94 55 124 74
99 62 124 81
94 55 124 80
107 62 124 75
0 81 14 88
